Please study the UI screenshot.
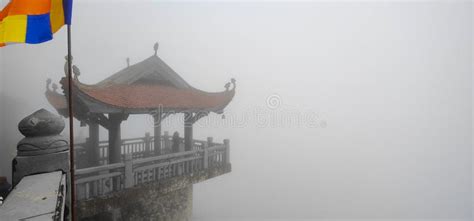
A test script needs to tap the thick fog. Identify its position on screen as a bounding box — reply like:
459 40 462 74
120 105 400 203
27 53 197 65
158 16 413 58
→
0 1 472 220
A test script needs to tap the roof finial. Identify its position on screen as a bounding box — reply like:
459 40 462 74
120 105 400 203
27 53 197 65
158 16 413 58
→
72 65 81 80
126 57 130 67
153 42 159 56
224 78 237 91
46 78 52 91
63 55 73 76
52 83 58 92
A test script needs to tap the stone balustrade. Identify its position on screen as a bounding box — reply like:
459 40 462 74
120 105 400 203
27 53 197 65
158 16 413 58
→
74 138 230 200
74 132 215 167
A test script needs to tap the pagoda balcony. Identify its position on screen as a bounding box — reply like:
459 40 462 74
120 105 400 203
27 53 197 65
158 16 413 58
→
74 132 224 167
73 133 231 201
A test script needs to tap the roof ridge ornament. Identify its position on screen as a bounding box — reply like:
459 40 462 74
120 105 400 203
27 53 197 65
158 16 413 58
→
153 42 159 56
63 55 73 76
73 65 81 80
46 78 52 91
231 78 236 87
63 55 81 80
52 83 58 92
225 78 237 91
46 79 59 93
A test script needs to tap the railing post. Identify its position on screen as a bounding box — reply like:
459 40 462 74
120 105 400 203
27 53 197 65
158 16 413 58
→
203 141 209 169
124 153 134 188
223 139 230 164
207 137 213 147
76 183 86 200
164 131 170 152
144 132 151 156
85 137 89 152
207 137 214 165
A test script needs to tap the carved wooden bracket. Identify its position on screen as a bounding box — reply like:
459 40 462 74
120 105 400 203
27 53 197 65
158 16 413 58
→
185 112 209 124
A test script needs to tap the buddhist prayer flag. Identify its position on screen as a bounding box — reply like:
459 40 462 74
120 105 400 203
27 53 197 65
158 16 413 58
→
0 0 73 47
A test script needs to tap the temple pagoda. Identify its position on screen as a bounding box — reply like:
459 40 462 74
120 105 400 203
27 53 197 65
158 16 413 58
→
46 43 236 166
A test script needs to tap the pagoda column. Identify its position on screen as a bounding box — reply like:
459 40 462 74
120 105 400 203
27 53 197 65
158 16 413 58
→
108 114 124 191
153 114 162 155
87 122 100 167
184 113 193 152
108 114 123 164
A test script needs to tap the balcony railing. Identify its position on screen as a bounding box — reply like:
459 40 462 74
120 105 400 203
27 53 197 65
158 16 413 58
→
74 133 210 166
74 136 230 200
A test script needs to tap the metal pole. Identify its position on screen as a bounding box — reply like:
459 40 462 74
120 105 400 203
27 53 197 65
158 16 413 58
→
67 24 76 221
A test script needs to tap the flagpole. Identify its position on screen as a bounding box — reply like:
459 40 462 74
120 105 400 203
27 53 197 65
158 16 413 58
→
66 24 76 221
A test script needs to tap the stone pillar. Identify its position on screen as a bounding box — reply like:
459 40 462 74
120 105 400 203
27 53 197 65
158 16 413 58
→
13 109 69 186
153 114 162 155
144 132 151 156
108 114 123 191
184 113 193 152
87 122 100 167
124 154 134 188
108 114 122 164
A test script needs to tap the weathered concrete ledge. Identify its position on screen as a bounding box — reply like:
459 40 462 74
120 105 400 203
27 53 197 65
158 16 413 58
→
0 171 67 221
76 163 231 221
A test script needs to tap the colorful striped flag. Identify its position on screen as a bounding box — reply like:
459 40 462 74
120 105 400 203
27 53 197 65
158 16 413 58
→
0 0 73 47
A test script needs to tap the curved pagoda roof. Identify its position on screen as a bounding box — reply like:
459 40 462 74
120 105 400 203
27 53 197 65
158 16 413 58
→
96 55 191 89
46 44 236 117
